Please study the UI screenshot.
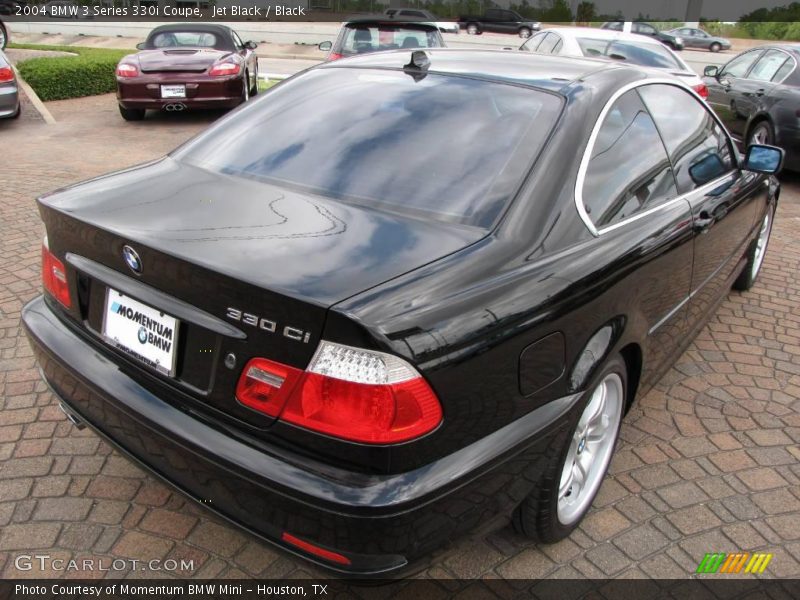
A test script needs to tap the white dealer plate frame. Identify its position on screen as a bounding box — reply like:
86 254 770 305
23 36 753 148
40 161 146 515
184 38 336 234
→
102 288 180 377
161 84 186 98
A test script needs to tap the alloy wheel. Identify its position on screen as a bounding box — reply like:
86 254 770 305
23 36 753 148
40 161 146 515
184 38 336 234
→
467 24 478 35
557 372 624 525
751 124 771 145
751 209 772 280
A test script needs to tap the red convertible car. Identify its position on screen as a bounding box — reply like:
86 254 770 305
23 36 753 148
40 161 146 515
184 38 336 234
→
116 23 259 121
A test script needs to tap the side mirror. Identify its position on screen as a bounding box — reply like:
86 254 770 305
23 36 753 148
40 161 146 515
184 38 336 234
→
318 41 332 51
744 144 784 175
244 41 258 50
703 65 719 77
135 42 146 50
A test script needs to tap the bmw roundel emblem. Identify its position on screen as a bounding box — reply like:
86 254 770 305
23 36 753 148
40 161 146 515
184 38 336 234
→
122 245 142 274
137 327 147 344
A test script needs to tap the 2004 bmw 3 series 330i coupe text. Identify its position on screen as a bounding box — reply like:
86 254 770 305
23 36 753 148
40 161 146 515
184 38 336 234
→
22 50 783 575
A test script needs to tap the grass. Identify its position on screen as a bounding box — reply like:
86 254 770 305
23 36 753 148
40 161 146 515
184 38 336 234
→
258 79 279 92
9 43 134 101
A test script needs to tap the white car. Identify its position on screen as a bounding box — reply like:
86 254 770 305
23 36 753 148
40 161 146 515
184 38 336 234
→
520 27 707 98
383 8 459 35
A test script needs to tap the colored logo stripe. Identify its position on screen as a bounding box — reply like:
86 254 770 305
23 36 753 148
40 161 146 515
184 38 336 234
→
696 552 773 574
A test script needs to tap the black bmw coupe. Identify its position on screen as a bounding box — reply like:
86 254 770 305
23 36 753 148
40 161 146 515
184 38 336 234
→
23 49 782 575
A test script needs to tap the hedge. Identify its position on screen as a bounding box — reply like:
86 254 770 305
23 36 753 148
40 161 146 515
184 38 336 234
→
10 43 134 101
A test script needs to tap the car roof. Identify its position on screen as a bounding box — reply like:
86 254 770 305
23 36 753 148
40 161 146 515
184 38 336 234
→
544 26 666 46
318 48 642 93
147 23 233 36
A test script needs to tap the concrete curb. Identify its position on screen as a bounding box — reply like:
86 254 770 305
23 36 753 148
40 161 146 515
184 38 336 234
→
12 66 56 125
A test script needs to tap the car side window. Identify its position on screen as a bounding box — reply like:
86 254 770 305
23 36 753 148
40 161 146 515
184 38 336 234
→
749 49 789 82
721 50 761 78
582 90 677 229
522 31 547 52
694 29 708 37
635 23 656 35
773 58 795 82
537 33 558 54
232 30 244 50
638 84 735 193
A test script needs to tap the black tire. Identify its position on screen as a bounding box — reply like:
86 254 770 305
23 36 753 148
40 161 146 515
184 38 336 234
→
0 22 7 51
118 105 145 121
513 354 627 543
733 204 774 291
241 71 250 105
748 120 774 147
519 27 531 38
250 65 259 97
710 42 722 53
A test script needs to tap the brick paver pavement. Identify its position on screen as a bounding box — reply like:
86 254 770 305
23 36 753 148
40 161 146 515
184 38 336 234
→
1 93 799 584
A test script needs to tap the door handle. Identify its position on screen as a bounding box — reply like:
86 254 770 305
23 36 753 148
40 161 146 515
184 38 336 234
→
755 88 765 97
694 211 714 233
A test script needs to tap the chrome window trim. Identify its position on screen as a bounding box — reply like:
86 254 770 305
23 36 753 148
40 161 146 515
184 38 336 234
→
574 78 737 237
765 48 797 84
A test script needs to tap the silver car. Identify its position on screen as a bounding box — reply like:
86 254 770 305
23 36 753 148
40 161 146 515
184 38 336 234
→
0 50 20 119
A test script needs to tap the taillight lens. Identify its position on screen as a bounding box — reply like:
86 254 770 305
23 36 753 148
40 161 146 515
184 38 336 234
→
42 240 71 309
327 52 344 61
116 63 138 78
235 341 443 444
208 61 241 76
693 83 709 99
236 357 304 417
0 67 14 83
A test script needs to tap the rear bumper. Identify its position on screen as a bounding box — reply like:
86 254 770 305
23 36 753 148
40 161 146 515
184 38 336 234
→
22 295 578 576
0 82 19 119
117 76 244 111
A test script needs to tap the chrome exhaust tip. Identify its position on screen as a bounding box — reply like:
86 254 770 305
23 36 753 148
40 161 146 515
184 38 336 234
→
164 103 186 112
58 401 86 430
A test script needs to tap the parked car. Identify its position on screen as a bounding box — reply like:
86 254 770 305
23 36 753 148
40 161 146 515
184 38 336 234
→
459 8 541 38
601 21 684 50
23 49 781 576
318 18 444 61
666 26 730 52
0 49 19 118
703 45 800 170
521 27 707 97
115 23 259 121
383 8 459 34
0 17 7 51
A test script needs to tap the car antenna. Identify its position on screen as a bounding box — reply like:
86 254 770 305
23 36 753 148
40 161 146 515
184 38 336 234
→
404 50 431 82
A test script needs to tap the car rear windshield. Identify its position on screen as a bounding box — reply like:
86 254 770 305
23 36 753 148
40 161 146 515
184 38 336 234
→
150 31 219 48
577 38 682 69
340 25 443 55
176 68 562 228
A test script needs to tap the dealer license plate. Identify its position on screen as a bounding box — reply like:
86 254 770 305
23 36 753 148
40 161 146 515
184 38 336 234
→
103 288 179 377
161 84 186 98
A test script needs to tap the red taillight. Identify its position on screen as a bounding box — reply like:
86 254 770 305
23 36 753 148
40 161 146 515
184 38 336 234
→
236 358 303 417
116 63 138 78
693 83 709 99
208 62 241 76
0 66 14 83
327 52 344 61
235 341 443 444
281 532 351 565
42 242 71 309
